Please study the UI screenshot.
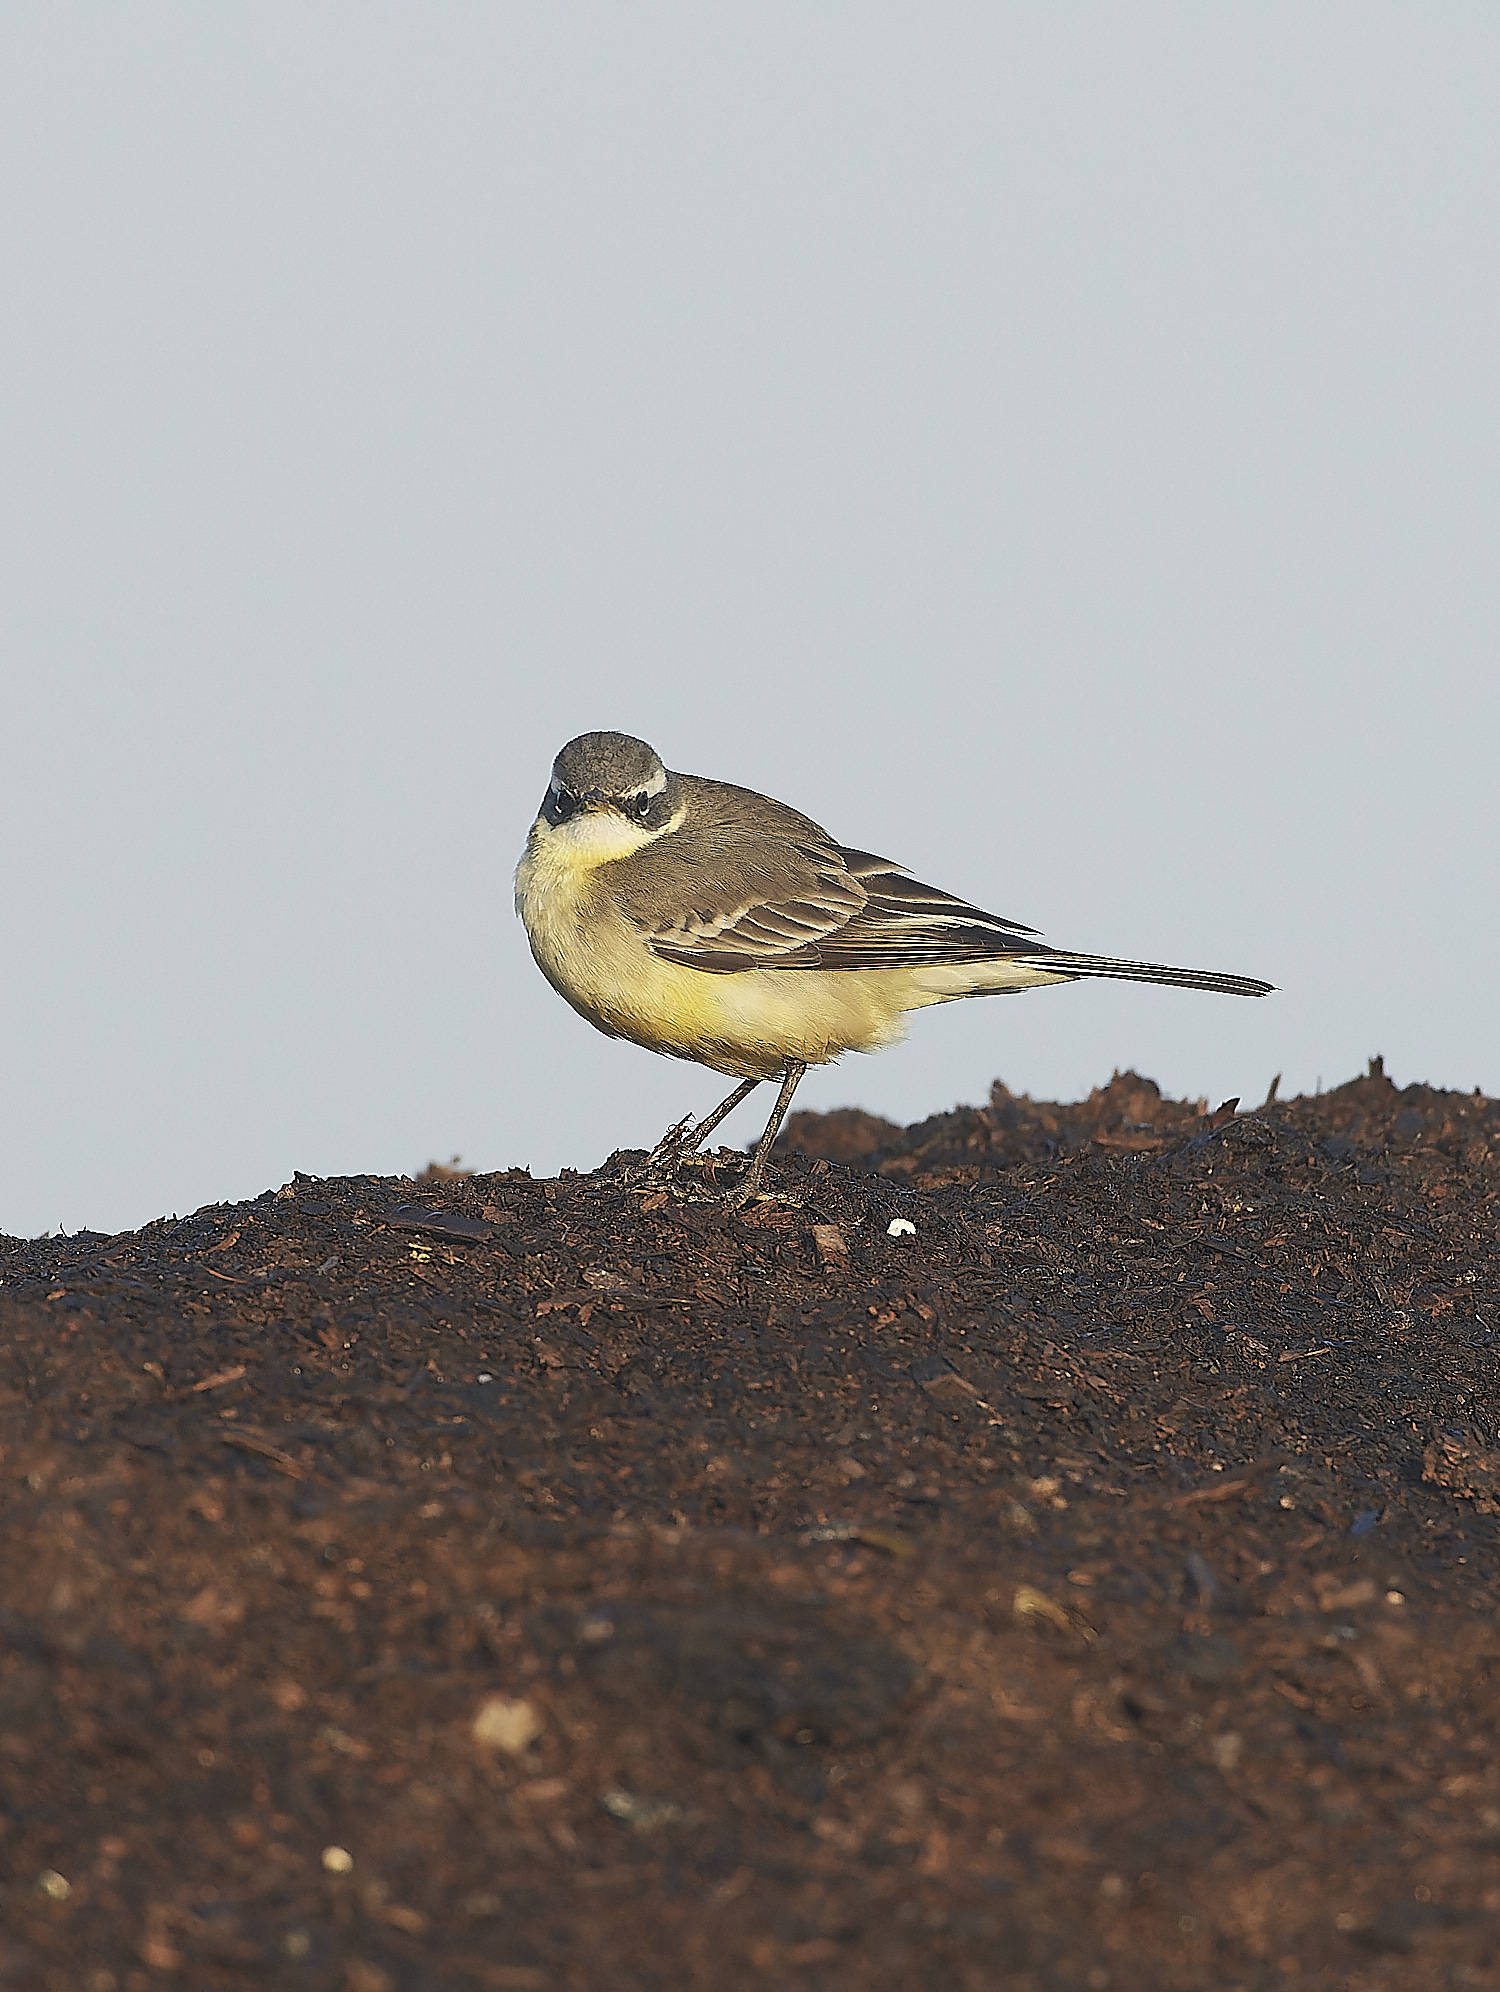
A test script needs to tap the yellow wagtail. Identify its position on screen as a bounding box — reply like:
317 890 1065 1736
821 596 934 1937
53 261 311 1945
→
516 731 1272 1204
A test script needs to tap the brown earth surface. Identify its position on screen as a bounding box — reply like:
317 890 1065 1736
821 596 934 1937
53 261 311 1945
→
2 1060 1500 1991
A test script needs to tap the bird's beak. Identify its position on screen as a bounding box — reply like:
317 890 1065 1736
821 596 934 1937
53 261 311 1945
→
578 790 626 815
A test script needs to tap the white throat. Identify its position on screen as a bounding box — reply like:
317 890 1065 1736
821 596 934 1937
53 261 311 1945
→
540 810 658 866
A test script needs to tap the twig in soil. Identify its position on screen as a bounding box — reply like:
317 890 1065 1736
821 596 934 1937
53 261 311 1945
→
191 1366 247 1393
221 1430 310 1478
802 1523 915 1560
1172 1452 1292 1505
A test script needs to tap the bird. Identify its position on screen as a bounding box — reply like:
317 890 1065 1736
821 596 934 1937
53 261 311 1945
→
515 731 1273 1206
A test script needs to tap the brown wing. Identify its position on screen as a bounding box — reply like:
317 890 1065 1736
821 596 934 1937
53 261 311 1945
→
644 838 867 972
647 843 1044 976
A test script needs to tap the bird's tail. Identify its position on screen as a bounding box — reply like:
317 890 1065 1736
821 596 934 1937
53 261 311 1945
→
1023 952 1273 999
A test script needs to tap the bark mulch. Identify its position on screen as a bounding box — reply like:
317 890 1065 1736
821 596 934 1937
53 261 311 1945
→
2 1058 1498 1991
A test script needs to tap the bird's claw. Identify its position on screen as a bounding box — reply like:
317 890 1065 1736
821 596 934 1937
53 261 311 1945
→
664 1168 802 1211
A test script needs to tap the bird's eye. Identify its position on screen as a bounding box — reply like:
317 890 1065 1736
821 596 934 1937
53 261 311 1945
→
552 788 576 820
632 792 651 819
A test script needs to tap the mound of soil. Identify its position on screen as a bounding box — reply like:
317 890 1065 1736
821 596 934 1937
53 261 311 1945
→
2 1060 1498 1990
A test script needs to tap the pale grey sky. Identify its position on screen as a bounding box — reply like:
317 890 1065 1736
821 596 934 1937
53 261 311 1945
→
3 6 1497 1238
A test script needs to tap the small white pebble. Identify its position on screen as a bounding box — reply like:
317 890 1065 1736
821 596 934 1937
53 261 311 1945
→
321 1846 354 1874
1385 1590 1406 1606
886 1218 916 1238
36 1870 71 1901
476 1372 494 1384
471 1695 544 1755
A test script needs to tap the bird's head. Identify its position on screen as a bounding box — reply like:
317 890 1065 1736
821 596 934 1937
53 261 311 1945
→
535 732 683 857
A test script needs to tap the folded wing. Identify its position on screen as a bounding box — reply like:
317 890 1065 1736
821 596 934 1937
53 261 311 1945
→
649 844 1039 974
644 841 1271 997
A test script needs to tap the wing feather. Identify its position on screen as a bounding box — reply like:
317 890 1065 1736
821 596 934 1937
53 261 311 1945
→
646 841 1044 974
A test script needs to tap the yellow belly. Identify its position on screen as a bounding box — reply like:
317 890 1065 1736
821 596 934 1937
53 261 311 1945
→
515 824 916 1079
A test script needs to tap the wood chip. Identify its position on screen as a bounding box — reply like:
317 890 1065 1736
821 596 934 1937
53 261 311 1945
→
811 1224 848 1261
220 1430 308 1478
191 1365 247 1392
385 1205 498 1244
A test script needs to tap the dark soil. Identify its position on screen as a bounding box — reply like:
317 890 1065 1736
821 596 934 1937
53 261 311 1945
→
3 1059 1499 1992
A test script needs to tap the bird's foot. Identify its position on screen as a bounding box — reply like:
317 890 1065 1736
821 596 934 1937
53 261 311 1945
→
664 1158 803 1211
624 1145 803 1210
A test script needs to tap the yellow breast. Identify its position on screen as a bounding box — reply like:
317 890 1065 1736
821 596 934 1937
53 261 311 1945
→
515 812 709 1053
514 814 921 1080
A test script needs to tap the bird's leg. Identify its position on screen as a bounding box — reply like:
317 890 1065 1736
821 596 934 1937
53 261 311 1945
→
710 1061 808 1208
634 1076 762 1182
678 1076 763 1155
